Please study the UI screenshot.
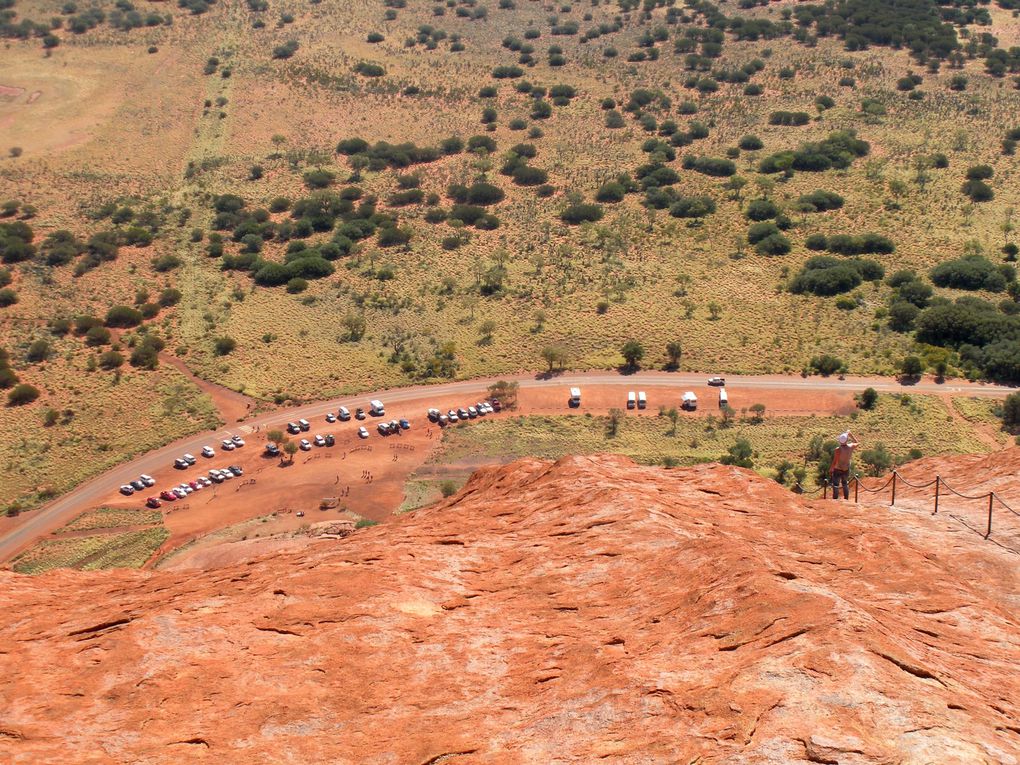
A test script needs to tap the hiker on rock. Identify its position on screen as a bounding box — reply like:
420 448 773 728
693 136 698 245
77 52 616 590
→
829 431 859 500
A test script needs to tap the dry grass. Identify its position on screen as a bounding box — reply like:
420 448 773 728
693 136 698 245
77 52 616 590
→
2 0 1018 502
12 526 169 574
58 506 163 533
428 393 991 485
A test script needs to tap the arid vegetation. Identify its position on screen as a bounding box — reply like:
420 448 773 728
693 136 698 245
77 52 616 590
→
2 0 1020 509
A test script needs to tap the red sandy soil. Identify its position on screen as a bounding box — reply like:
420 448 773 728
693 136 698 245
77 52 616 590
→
1 453 1018 763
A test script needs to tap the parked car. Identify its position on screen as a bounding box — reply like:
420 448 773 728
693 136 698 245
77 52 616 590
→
208 472 224 484
358 427 369 439
229 465 243 476
201 445 215 458
198 477 212 487
231 435 245 446
160 490 177 501
467 406 478 419
172 488 187 499
145 497 162 509
325 413 336 423
299 438 312 451
183 453 197 465
399 419 411 430
627 391 636 410
314 434 326 447
179 484 193 494
427 408 440 422
174 458 188 469
708 377 726 387
219 468 233 480
438 414 449 426
221 440 236 451
458 408 469 420
377 423 390 436
119 485 135 496
130 479 145 492
369 399 385 416
355 408 366 420
448 410 459 423
298 419 310 431
475 403 488 416
188 480 202 491
265 443 280 456
140 474 155 487
287 422 301 435
296 511 305 518
491 399 502 412
325 434 335 447
388 419 399 432
338 406 351 421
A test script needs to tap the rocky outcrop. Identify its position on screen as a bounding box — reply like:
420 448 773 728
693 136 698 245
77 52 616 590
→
2 454 1019 764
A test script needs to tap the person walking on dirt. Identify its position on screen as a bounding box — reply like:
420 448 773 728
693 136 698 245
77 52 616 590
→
829 431 859 500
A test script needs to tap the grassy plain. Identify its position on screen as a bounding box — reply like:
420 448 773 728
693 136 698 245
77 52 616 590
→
1 0 1019 506
425 394 992 487
12 526 168 574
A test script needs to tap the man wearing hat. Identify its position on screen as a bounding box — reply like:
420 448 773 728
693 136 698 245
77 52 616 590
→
829 430 859 500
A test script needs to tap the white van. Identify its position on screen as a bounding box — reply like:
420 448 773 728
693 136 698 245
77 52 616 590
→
682 391 698 411
569 387 581 407
637 391 647 410
369 399 385 416
338 406 351 421
627 391 636 409
718 388 728 408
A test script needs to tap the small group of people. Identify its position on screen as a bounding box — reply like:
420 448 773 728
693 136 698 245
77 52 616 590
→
829 430 859 500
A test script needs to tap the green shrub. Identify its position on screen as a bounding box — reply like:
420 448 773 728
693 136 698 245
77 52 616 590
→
104 305 144 328
7 383 39 406
214 336 236 355
560 203 604 224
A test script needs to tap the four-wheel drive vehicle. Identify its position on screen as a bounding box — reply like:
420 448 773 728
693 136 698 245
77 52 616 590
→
229 465 243 476
130 479 145 491
299 439 312 451
355 408 366 420
377 423 390 435
183 454 197 465
202 446 215 458
569 387 581 407
491 399 502 412
427 408 440 422
221 440 236 451
399 419 411 430
265 443 280 456
707 377 725 387
358 427 369 439
314 434 326 447
298 419 311 431
119 485 135 496
139 474 155 487
287 422 301 435
325 413 337 423
325 434 335 447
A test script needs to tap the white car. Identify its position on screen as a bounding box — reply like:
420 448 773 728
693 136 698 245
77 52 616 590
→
325 413 336 423
219 469 234 480
198 476 212 487
139 474 155 487
358 427 369 439
299 438 312 451
314 434 326 447
119 484 135 496
708 377 726 386
221 440 236 451
231 435 245 446
201 446 215 458
179 484 193 494
183 454 197 465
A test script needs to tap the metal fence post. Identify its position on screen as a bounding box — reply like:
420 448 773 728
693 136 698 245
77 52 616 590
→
933 476 940 515
987 493 993 538
891 472 897 506
854 475 859 503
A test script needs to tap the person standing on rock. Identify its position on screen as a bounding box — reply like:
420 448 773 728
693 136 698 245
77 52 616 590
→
829 431 859 500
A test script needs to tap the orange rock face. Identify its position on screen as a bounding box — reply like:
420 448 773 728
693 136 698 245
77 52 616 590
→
2 454 1019 764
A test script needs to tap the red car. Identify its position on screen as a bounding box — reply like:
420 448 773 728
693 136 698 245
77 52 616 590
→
159 490 177 502
145 497 162 509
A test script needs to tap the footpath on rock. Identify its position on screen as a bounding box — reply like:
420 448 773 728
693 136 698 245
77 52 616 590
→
1 453 1019 764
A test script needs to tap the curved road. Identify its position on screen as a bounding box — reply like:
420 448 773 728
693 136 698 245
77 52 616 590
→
0 371 1013 563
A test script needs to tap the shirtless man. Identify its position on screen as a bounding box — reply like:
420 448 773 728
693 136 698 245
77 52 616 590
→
829 431 859 500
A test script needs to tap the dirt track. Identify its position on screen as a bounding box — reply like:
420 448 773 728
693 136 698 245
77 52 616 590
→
0 370 1013 565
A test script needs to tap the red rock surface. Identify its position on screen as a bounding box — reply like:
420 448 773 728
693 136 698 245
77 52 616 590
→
2 454 1019 764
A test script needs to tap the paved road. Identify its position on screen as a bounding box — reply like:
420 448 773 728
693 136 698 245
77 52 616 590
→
0 371 1013 564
